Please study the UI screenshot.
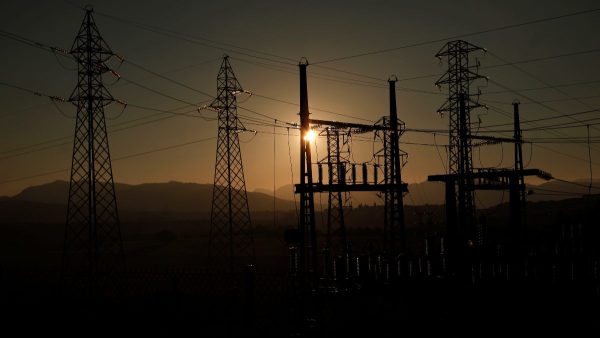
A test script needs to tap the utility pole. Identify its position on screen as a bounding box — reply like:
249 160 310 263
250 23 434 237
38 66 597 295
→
62 7 124 299
298 58 319 290
208 55 255 273
509 101 526 265
385 76 406 257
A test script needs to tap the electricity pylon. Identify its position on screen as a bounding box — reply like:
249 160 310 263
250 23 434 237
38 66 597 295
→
435 40 486 248
208 55 255 273
61 7 124 298
323 127 350 255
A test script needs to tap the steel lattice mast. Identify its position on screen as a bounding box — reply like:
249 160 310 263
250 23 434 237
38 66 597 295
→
385 77 406 256
510 101 527 258
435 40 486 248
375 77 407 257
208 55 255 273
324 127 349 255
61 7 124 297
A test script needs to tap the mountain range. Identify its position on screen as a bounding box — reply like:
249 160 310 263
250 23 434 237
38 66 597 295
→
7 180 295 214
3 178 598 215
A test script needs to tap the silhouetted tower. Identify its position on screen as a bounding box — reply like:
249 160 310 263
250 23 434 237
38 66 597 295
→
375 77 407 256
435 40 486 248
509 101 526 256
62 7 124 297
323 127 349 254
298 59 319 288
208 55 254 272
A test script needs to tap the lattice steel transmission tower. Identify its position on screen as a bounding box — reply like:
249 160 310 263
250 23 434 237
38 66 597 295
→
62 7 124 297
375 77 407 256
208 55 254 273
435 40 486 248
322 127 350 255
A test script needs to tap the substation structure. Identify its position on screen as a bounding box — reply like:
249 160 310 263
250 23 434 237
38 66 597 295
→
287 59 409 330
428 40 552 281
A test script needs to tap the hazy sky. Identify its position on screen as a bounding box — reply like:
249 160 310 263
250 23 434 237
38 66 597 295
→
1 0 599 200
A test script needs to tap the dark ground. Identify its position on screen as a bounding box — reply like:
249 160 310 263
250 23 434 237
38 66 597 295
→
0 197 599 335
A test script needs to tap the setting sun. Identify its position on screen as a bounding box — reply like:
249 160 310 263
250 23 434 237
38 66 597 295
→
303 129 316 142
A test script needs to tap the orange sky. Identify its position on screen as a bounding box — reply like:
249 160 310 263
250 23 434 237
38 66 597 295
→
1 0 599 197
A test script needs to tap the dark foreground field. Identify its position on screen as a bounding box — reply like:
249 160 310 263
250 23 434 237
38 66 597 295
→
1 197 599 335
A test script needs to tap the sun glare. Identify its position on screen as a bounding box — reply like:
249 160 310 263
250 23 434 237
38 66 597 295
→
303 129 316 142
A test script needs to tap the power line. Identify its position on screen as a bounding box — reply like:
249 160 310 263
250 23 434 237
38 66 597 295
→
493 118 600 132
315 47 600 84
483 48 600 70
85 6 600 101
485 79 600 95
0 85 210 159
120 58 380 125
487 51 600 133
0 29 69 55
81 9 454 89
7 75 600 160
0 80 67 102
0 136 217 185
0 100 204 156
312 7 600 64
485 79 600 152
1 19 600 193
114 136 216 161
249 92 375 123
534 143 600 166
526 136 600 141
530 140 600 144
469 102 600 165
121 77 203 107
0 104 204 161
0 21 385 93
107 59 325 126
522 115 600 132
486 94 600 106
5 24 598 119
101 11 390 87
4 20 600 106
231 52 400 97
0 100 285 162
366 48 600 84
0 102 51 119
0 26 221 101
526 185 583 196
93 10 296 66
552 177 600 191
0 77 288 159
122 59 214 98
479 108 600 129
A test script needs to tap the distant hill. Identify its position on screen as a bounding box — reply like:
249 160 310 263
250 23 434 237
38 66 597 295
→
6 178 599 218
10 180 296 214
